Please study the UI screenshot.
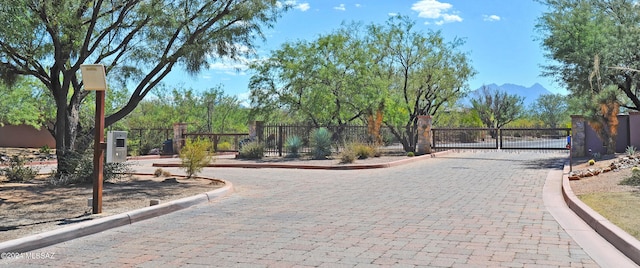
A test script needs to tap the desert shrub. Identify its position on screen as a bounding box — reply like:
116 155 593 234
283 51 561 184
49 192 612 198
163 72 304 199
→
154 168 172 177
627 146 637 156
217 141 233 151
238 141 264 159
285 136 303 158
620 167 640 186
407 152 415 157
48 151 133 186
339 149 357 164
180 138 213 178
588 159 596 166
349 143 376 159
1 156 38 182
311 128 332 160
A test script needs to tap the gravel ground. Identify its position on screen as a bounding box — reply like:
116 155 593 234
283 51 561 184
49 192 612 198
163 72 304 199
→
569 156 639 195
0 174 223 242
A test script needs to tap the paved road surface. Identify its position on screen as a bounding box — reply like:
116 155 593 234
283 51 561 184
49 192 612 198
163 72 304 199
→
2 152 600 267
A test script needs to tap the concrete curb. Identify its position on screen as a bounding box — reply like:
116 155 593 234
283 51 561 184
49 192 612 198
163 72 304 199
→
0 177 234 255
561 162 640 265
152 150 451 170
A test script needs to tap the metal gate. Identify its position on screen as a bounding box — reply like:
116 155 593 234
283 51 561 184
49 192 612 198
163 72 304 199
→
432 128 571 151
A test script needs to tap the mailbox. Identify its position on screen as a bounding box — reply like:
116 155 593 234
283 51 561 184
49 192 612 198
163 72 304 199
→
107 131 127 163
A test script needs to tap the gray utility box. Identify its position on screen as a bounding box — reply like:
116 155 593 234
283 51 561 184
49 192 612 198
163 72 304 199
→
106 131 127 163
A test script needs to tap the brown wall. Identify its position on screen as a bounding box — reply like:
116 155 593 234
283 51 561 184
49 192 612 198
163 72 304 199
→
0 124 55 148
581 113 640 155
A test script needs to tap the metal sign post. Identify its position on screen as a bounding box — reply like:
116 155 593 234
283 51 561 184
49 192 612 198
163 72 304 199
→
80 64 107 214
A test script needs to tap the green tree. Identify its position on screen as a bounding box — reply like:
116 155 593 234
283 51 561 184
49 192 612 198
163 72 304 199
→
471 86 524 130
536 0 640 111
0 0 286 176
249 22 386 130
531 93 569 128
0 78 53 128
201 87 248 134
374 16 475 152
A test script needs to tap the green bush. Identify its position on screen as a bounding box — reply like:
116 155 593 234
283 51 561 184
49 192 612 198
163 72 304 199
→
180 138 213 178
1 156 38 182
285 136 303 158
588 159 595 166
311 128 332 160
407 152 415 157
39 145 51 155
339 149 357 164
620 167 640 186
238 141 264 159
627 146 637 156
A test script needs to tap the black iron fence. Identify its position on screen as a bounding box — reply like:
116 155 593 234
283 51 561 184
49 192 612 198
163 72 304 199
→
129 125 570 156
257 124 404 156
129 128 172 155
183 133 251 152
431 128 571 151
431 128 498 150
499 128 571 150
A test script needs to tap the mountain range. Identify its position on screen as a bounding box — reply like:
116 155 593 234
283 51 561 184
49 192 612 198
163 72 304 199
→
460 83 554 108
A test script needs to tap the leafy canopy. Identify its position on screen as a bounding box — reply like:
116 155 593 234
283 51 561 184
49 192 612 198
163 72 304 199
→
536 0 640 111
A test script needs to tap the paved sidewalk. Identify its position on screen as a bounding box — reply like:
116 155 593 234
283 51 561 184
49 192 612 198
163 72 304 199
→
0 152 622 267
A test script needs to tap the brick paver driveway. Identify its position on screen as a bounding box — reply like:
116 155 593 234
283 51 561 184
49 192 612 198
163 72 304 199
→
3 152 598 267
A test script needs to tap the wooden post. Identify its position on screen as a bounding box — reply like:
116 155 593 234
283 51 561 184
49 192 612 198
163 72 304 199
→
93 90 106 214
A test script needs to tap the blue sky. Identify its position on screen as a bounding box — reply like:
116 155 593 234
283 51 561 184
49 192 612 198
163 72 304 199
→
166 0 564 101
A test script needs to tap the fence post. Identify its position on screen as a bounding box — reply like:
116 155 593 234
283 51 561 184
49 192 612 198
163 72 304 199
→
416 115 432 155
571 115 586 157
278 125 284 157
498 128 502 150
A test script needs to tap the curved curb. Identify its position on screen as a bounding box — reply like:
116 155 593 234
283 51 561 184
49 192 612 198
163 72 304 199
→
561 163 640 265
152 150 451 170
0 177 234 256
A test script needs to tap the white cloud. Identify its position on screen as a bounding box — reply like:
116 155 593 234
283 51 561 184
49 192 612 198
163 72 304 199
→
388 12 398 17
334 4 346 11
279 1 310 11
411 0 462 25
355 4 361 8
209 60 250 76
296 3 310 11
483 14 501 22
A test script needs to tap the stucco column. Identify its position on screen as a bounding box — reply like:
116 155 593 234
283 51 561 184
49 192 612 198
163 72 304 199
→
173 123 188 154
249 121 263 142
571 115 586 157
416 115 432 155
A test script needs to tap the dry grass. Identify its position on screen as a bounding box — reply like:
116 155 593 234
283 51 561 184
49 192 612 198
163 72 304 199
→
579 192 640 239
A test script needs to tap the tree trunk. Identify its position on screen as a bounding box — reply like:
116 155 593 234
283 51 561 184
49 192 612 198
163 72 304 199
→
53 91 85 176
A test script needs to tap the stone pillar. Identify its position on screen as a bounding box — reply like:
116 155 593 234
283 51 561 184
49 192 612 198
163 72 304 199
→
249 121 264 142
173 123 188 154
416 115 432 155
571 115 586 157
